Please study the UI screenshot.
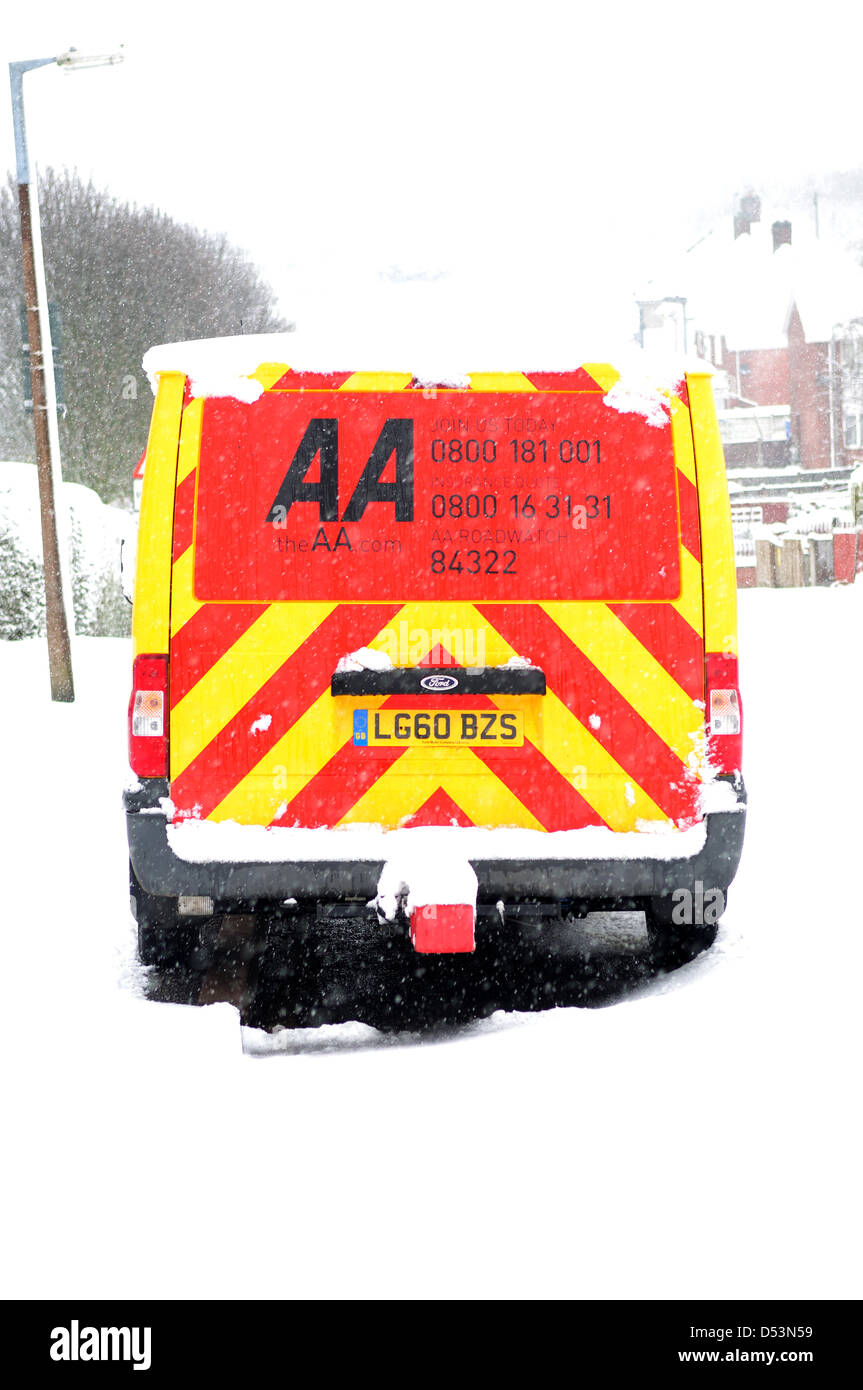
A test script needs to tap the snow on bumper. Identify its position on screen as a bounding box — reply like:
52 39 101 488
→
125 779 746 904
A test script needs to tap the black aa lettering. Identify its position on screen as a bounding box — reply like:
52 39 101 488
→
341 419 414 522
266 418 338 523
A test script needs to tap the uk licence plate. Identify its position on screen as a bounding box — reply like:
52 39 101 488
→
353 709 523 747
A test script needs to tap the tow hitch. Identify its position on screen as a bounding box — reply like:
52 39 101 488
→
376 855 478 954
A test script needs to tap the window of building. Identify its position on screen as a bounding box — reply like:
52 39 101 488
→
719 410 790 445
731 505 764 527
843 406 863 449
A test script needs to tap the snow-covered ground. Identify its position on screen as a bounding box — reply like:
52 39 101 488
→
1 587 861 1300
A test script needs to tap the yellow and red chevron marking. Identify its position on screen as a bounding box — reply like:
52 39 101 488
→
164 367 707 835
261 365 614 394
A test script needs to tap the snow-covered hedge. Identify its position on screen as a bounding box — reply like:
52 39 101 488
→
0 461 133 640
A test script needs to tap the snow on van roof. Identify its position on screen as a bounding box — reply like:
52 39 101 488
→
143 335 293 400
142 335 712 406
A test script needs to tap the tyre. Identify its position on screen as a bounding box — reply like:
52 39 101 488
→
130 862 196 967
644 893 720 968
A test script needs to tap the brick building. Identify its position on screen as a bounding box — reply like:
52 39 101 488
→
640 195 863 473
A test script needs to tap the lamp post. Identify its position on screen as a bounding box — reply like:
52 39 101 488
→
9 47 123 702
826 322 852 472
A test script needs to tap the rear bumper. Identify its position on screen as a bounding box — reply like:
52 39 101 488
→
125 778 747 905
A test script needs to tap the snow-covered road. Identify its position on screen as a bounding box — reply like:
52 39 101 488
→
1 587 860 1300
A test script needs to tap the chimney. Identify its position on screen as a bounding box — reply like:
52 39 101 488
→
772 220 792 252
734 192 761 239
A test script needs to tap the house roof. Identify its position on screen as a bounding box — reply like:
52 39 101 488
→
641 219 863 351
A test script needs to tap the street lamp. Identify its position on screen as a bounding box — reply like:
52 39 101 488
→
826 321 853 472
9 47 123 702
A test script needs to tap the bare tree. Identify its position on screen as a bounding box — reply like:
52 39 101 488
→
0 168 291 505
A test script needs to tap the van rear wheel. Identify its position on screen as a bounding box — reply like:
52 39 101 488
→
644 895 718 968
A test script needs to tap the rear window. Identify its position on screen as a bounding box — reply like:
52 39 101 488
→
192 388 682 602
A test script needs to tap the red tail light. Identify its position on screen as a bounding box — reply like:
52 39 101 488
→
705 652 742 776
129 654 169 778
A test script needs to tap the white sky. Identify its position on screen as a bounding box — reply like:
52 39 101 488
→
3 0 863 358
